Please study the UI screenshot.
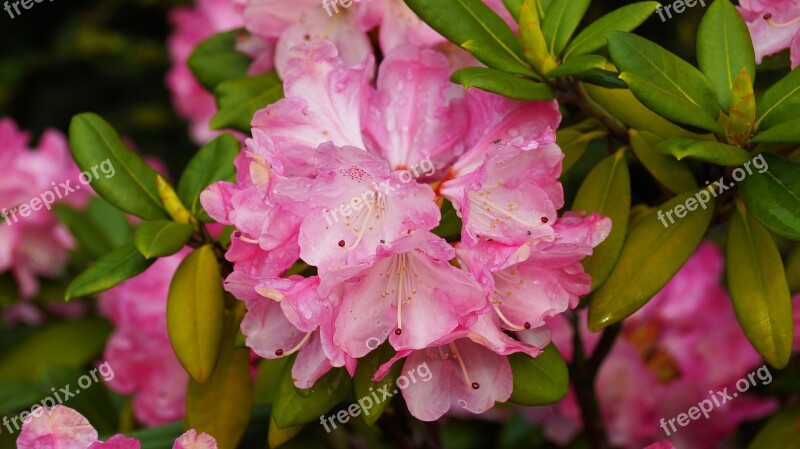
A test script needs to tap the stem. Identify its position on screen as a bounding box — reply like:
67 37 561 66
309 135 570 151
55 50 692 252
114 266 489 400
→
571 315 620 449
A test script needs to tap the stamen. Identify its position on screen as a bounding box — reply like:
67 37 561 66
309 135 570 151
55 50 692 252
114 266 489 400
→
492 303 531 332
449 342 476 389
235 232 259 244
764 13 800 28
276 331 313 357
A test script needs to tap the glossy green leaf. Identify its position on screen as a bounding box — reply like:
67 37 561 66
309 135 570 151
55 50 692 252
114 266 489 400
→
656 138 750 166
178 133 240 220
352 343 403 426
546 54 607 78
268 417 303 449
608 32 722 134
630 130 696 194
167 245 225 384
563 2 660 59
404 0 529 73
576 69 628 89
433 200 463 242
697 0 756 111
65 243 155 300
756 66 800 129
450 67 555 101
752 117 800 143
727 202 793 368
0 317 111 381
188 29 251 91
55 200 131 258
557 129 606 175
255 357 291 406
87 197 133 248
748 405 800 449
541 0 591 57
461 40 539 77
588 188 714 331
583 83 703 138
508 345 568 406
572 150 631 291
133 220 194 259
186 302 253 449
740 153 800 240
211 72 284 133
69 113 168 220
273 362 350 428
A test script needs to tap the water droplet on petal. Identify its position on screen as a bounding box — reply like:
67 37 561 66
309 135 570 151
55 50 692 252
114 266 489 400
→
457 399 467 408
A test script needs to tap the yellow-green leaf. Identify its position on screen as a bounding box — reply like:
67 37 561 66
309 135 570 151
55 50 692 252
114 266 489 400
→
572 150 630 291
588 188 714 331
726 201 793 368
728 69 756 146
268 417 303 448
630 130 697 194
167 245 225 384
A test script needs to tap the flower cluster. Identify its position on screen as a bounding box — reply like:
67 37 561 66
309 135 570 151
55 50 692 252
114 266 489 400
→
16 405 216 449
199 30 610 419
528 242 779 449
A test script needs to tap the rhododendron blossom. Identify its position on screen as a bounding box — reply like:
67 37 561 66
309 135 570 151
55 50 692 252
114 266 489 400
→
738 0 800 67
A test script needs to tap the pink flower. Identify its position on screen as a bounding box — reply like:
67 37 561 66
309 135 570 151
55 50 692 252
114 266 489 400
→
98 252 189 427
643 441 676 449
373 313 540 421
166 0 244 143
738 0 800 67
0 118 88 303
16 405 214 449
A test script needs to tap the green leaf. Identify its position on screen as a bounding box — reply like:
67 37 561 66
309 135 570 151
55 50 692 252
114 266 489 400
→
134 220 194 259
656 138 751 166
403 0 529 73
740 153 800 240
0 380 42 414
268 417 303 449
557 129 606 175
65 243 155 300
461 40 539 77
450 67 555 101
588 188 714 331
576 69 628 89
502 0 523 20
69 113 168 220
508 345 568 405
186 302 253 449
167 245 225 384
178 133 240 220
572 150 630 291
546 54 607 78
697 0 756 111
629 130 697 194
128 423 183 449
0 317 111 381
55 198 132 258
211 72 284 133
273 362 350 428
727 202 793 368
583 83 704 138
608 32 722 134
752 117 800 143
255 357 291 406
563 1 660 59
352 343 403 426
433 200 463 242
87 197 133 248
756 66 800 129
541 0 591 57
188 29 251 91
748 405 800 449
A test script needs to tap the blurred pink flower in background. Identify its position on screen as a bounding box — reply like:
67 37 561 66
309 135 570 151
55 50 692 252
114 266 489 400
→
0 118 90 323
17 405 215 449
166 0 243 143
529 242 778 449
98 251 190 426
738 0 800 67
